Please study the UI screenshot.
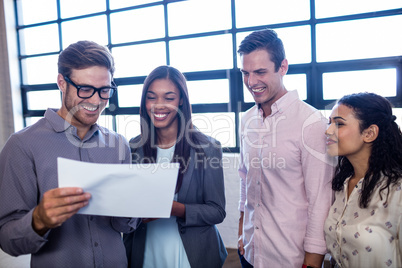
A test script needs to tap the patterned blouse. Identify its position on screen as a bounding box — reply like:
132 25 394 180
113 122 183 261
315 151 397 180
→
324 176 401 268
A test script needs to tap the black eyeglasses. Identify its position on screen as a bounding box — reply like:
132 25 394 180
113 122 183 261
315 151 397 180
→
64 76 117 100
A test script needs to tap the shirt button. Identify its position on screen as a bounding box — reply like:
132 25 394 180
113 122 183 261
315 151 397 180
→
94 242 98 247
255 226 259 230
257 203 260 207
257 181 260 185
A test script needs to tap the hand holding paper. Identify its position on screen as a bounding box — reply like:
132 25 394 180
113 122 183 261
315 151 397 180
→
33 187 91 236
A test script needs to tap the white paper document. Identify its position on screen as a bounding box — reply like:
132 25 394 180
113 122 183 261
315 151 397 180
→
57 157 179 218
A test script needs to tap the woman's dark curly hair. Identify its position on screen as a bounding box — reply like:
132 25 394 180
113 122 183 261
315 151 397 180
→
332 92 402 208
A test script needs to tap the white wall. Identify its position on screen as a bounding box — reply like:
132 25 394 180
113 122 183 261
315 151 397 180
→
0 250 30 267
218 153 240 249
0 0 23 150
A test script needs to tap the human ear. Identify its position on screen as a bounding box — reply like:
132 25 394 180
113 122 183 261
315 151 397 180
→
280 59 288 76
57 74 67 93
363 124 379 143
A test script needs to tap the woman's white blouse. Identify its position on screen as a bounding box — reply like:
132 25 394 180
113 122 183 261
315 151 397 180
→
143 145 191 268
324 177 401 268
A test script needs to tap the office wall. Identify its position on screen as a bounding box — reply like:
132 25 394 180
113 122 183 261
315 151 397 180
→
0 0 15 149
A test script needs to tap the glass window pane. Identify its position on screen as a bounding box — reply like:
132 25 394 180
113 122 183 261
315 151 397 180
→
243 73 306 103
323 69 396 100
113 42 166 77
110 0 158 10
168 0 231 36
170 34 233 72
116 114 141 140
316 0 401 19
243 85 252 103
243 83 253 103
276 26 311 65
19 24 59 55
62 16 108 48
22 55 59 84
187 79 229 104
60 0 106 18
111 6 165 44
27 90 61 110
235 0 310 28
236 26 311 66
192 113 235 148
284 74 307 100
316 15 402 62
117 85 143 107
17 0 57 25
25 116 43 127
393 108 402 128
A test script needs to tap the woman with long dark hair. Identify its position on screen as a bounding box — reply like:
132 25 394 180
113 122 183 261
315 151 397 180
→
123 65 227 268
324 92 402 267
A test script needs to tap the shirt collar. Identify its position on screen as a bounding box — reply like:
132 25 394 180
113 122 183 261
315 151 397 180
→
258 90 300 117
44 108 101 140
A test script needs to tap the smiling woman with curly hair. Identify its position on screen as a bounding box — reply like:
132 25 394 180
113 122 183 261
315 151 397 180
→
324 92 402 268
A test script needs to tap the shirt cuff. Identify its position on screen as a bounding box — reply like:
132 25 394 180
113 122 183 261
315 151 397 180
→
22 209 49 242
238 201 245 212
304 236 328 255
1 209 48 256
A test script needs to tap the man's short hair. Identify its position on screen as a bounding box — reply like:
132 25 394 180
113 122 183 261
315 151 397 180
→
238 29 286 72
58 40 115 77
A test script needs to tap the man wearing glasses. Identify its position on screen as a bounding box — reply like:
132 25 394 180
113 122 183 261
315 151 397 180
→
0 41 137 267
